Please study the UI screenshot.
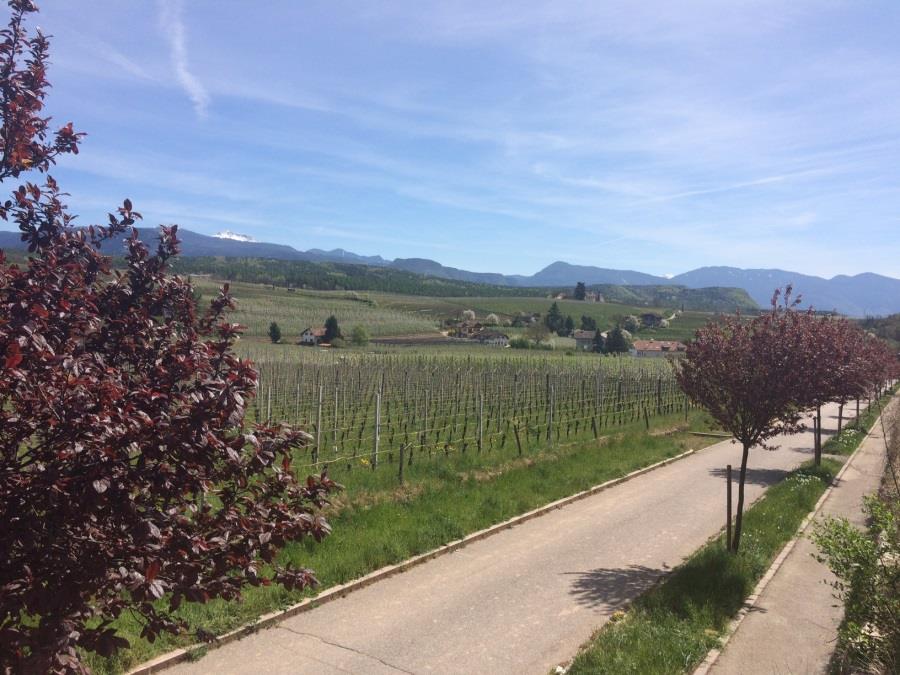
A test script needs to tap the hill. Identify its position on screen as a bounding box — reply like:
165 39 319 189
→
670 267 900 317
5 225 894 315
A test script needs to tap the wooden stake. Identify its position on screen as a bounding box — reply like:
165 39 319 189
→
727 464 733 551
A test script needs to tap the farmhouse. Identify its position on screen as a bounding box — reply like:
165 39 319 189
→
298 327 327 346
451 320 483 338
630 339 687 358
477 331 510 347
572 329 596 351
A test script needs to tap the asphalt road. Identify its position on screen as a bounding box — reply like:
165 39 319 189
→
171 402 852 675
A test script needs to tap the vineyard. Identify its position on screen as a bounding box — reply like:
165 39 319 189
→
191 279 439 338
191 277 720 346
244 348 696 486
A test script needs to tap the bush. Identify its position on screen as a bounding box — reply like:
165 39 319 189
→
350 325 370 346
623 315 641 332
509 336 531 349
0 4 338 670
813 497 900 673
268 321 282 343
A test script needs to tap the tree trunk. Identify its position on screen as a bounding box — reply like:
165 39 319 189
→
814 405 822 466
837 403 843 434
731 441 751 553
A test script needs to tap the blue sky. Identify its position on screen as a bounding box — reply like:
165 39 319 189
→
13 0 900 277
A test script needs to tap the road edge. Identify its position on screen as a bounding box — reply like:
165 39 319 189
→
129 448 697 674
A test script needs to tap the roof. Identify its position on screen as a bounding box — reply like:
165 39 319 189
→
632 340 686 352
572 330 597 340
302 327 327 337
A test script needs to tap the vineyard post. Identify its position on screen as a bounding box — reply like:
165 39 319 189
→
398 443 405 484
814 405 822 466
478 390 484 453
373 391 381 469
547 383 554 442
422 388 429 449
726 464 733 551
333 382 338 452
314 384 323 465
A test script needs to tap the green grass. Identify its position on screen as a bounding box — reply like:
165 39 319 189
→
86 413 718 674
823 390 897 456
567 459 842 675
192 279 440 339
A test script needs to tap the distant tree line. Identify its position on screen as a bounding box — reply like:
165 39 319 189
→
169 257 546 298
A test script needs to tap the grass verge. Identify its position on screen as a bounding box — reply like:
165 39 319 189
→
567 458 842 675
88 413 718 674
824 388 898 456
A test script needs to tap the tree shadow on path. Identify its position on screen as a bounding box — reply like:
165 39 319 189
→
708 466 790 487
565 564 667 609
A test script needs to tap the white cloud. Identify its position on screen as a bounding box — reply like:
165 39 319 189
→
157 0 209 118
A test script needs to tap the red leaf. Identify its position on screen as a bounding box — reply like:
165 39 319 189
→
4 342 22 369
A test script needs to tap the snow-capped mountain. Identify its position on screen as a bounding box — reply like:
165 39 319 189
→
214 230 256 243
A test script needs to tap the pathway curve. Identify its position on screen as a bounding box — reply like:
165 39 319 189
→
170 402 853 675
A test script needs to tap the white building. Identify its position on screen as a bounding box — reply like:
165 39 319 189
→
299 327 327 346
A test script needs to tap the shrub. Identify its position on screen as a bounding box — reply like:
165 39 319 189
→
0 3 337 670
350 325 370 346
813 497 900 673
623 315 641 332
268 321 282 343
509 336 531 349
324 314 340 342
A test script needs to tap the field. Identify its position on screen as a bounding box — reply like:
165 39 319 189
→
239 347 693 484
192 279 439 339
198 277 718 346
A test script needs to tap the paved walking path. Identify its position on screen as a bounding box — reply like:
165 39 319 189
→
170 402 854 675
710 399 892 675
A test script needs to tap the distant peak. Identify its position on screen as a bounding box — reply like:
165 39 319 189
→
213 230 256 243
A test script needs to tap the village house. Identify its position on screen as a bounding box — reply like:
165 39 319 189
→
584 291 604 303
451 320 483 338
630 339 687 358
572 329 596 351
298 327 327 346
477 331 510 347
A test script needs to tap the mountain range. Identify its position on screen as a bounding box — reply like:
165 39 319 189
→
1 227 897 317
